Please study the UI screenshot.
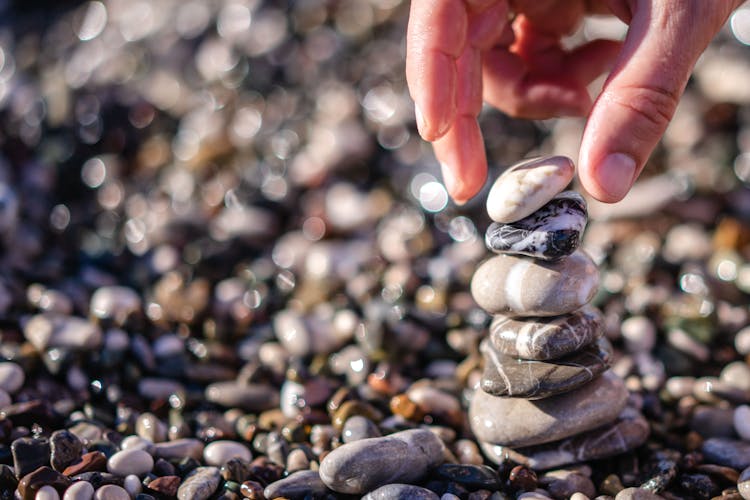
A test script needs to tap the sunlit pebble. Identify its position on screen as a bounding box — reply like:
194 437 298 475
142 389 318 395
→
176 1 211 39
363 84 398 123
49 204 71 232
81 157 106 188
679 272 709 295
419 181 448 213
302 217 325 241
218 3 252 39
448 216 476 242
77 1 108 41
731 7 750 46
410 172 436 199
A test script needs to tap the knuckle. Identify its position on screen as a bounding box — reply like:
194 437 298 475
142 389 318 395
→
606 84 679 138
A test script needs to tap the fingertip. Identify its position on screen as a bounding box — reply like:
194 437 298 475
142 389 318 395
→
578 152 636 203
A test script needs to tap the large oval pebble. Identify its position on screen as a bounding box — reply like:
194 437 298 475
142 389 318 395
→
471 250 599 317
490 306 603 360
487 156 574 223
470 371 627 448
263 470 330 499
479 407 649 470
63 481 95 500
107 448 153 477
485 191 587 261
319 428 445 494
480 337 612 399
203 440 251 466
362 484 440 499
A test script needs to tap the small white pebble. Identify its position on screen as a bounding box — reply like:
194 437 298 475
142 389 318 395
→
123 474 142 497
63 481 95 500
94 485 129 500
107 448 153 477
735 405 750 440
570 493 591 500
203 440 252 466
36 485 60 500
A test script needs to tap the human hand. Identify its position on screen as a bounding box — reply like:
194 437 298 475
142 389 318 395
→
406 0 743 204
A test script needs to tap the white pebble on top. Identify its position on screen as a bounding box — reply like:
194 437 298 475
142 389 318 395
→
486 156 575 223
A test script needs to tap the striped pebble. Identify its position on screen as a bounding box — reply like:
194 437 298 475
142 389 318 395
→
470 250 599 317
489 306 604 360
486 156 575 223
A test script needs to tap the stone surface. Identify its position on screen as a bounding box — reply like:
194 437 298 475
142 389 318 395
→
0 362 24 393
739 466 750 500
153 438 205 460
480 337 612 399
614 488 663 500
263 470 330 500
62 481 95 500
203 440 252 467
176 466 221 500
485 191 586 261
702 438 750 470
62 452 107 476
23 314 103 351
432 464 502 490
341 415 381 443
12 437 51 478
487 156 575 223
479 408 650 470
319 428 445 494
50 431 83 473
17 467 71 500
362 484 440 499
470 371 628 448
145 476 181 497
36 485 60 500
470 251 599 317
93 485 130 500
107 449 154 477
540 469 596 499
736 405 750 440
490 306 604 361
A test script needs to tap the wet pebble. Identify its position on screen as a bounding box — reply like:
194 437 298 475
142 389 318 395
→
362 483 440 499
319 428 445 494
12 437 51 478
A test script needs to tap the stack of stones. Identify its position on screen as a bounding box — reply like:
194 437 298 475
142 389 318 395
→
468 156 650 470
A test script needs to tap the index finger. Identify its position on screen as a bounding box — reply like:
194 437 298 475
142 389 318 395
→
406 0 468 141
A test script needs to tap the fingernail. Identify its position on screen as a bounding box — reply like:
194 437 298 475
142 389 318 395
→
415 104 426 137
440 162 466 205
597 153 636 202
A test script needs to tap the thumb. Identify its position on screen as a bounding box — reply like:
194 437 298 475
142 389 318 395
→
578 1 734 203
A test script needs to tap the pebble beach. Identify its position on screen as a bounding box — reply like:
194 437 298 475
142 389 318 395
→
2 1 750 499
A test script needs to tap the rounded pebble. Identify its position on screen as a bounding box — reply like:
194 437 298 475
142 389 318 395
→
362 484 440 499
63 481 95 500
36 486 60 500
736 405 750 440
93 485 130 500
107 448 154 477
203 440 252 466
0 362 24 394
739 466 750 500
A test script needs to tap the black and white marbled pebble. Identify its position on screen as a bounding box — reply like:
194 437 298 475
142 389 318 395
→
432 464 502 490
361 484 440 500
490 306 604 361
342 415 381 443
739 466 750 500
263 470 331 500
319 428 445 494
12 437 51 478
702 438 750 470
479 407 648 470
480 337 612 399
485 191 587 261
176 466 221 500
50 430 82 473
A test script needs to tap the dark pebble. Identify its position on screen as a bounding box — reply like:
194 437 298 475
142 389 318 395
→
0 464 17 492
62 451 108 476
70 471 124 488
240 480 264 499
509 465 538 492
678 473 719 499
17 466 71 500
220 457 253 483
50 430 82 472
702 438 750 470
433 464 502 490
146 475 181 497
152 458 176 477
11 437 50 478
